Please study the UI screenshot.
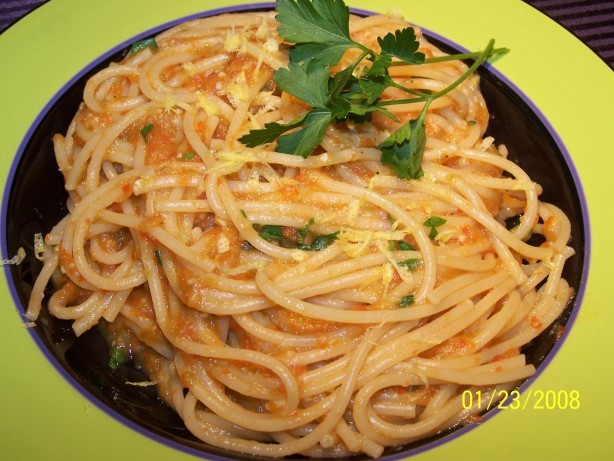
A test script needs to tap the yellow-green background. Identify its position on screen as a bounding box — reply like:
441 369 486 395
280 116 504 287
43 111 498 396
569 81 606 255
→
0 1 611 460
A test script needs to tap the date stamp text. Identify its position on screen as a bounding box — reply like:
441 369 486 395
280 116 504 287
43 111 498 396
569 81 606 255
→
461 389 580 411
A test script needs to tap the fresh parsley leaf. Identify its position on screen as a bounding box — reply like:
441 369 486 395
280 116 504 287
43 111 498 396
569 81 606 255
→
276 0 354 49
276 109 333 158
256 225 285 241
424 216 446 227
329 95 352 119
367 54 392 78
275 60 330 109
398 258 421 271
240 109 331 158
398 294 415 307
297 231 339 251
397 241 416 251
349 103 393 121
298 219 315 235
242 58 334 158
423 216 447 239
129 37 158 56
154 248 163 265
377 27 424 64
141 123 154 141
329 62 361 97
422 45 509 65
379 114 427 179
330 69 396 121
239 0 507 181
108 345 127 370
297 218 315 243
239 114 306 147
358 75 392 105
290 42 352 66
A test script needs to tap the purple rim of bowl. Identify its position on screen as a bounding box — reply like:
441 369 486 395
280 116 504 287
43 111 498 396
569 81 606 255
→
1 2 591 460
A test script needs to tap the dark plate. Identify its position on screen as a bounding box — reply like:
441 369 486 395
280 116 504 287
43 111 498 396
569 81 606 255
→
2 6 588 461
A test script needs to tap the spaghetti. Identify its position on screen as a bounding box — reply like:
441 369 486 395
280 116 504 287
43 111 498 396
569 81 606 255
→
27 8 575 459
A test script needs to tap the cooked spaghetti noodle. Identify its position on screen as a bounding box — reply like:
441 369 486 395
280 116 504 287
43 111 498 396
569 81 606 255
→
27 9 574 458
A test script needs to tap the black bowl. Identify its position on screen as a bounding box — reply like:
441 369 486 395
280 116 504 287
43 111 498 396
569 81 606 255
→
1 5 589 461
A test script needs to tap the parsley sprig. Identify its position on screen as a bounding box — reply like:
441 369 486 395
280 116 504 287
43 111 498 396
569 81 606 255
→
239 0 508 179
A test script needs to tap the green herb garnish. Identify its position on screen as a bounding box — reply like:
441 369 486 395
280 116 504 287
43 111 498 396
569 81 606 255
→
389 240 417 251
398 295 415 307
154 248 163 265
256 224 285 241
398 258 421 271
108 345 127 371
129 37 158 56
252 221 337 250
297 218 315 243
239 0 508 178
423 216 447 239
183 152 196 160
297 231 339 251
397 241 416 251
141 123 154 141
